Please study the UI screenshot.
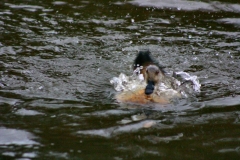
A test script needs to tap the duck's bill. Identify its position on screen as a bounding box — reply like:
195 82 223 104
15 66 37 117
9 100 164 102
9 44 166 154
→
145 80 155 95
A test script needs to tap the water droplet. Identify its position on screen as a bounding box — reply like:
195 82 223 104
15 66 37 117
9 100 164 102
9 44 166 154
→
131 19 134 23
192 57 198 61
208 31 212 36
157 37 162 41
38 86 43 90
170 15 175 19
188 35 192 39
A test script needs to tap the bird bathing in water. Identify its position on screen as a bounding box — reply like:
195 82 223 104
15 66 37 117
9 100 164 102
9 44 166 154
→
110 50 201 105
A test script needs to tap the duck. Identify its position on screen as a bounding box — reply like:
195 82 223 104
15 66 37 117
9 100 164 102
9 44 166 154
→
114 50 182 104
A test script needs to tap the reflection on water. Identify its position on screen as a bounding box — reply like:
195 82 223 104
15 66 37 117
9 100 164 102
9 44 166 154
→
0 0 240 159
0 128 38 146
131 0 240 12
0 128 39 159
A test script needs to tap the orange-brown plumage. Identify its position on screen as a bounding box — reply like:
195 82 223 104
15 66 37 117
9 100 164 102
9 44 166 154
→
115 87 170 104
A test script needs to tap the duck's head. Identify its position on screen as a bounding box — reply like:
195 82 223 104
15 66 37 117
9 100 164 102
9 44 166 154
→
144 65 164 95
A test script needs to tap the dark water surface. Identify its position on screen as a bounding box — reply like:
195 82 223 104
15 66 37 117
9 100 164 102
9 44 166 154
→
1 0 240 159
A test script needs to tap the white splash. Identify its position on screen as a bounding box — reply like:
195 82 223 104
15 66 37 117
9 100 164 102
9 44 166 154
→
110 67 145 92
110 67 201 98
174 71 201 93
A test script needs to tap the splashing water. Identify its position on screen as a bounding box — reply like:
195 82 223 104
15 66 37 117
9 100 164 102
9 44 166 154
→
174 71 201 93
110 67 201 99
110 72 145 92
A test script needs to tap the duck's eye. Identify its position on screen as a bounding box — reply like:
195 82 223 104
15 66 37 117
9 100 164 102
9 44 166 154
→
155 71 159 75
